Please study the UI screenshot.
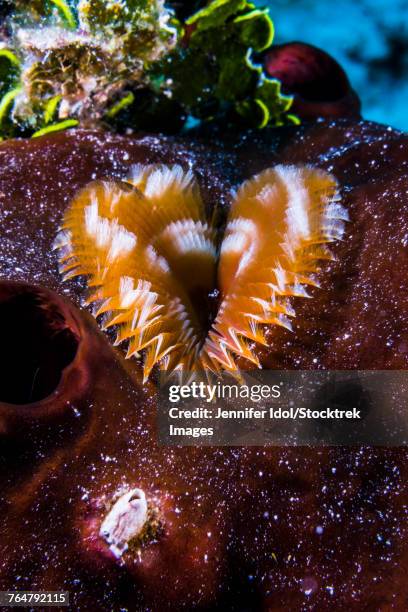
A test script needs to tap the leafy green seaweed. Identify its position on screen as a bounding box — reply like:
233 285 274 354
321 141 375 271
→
0 0 297 138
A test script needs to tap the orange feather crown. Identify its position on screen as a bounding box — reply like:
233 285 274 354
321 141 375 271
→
54 164 348 381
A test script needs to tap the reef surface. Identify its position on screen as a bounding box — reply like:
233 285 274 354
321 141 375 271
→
0 120 407 609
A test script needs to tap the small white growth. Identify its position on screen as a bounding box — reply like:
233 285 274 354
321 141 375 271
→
84 201 136 262
99 488 148 559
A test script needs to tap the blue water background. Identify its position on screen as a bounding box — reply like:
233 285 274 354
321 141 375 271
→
259 0 408 131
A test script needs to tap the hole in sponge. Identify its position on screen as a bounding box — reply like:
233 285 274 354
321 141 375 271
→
0 283 79 404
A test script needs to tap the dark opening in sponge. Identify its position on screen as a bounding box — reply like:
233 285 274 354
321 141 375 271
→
0 282 79 404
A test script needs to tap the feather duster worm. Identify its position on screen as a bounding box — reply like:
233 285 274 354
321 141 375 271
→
55 164 348 380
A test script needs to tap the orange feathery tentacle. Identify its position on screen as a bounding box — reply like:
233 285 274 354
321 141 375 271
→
55 164 348 379
200 165 348 373
54 165 217 381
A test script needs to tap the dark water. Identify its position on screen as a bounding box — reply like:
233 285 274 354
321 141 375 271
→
261 0 408 130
